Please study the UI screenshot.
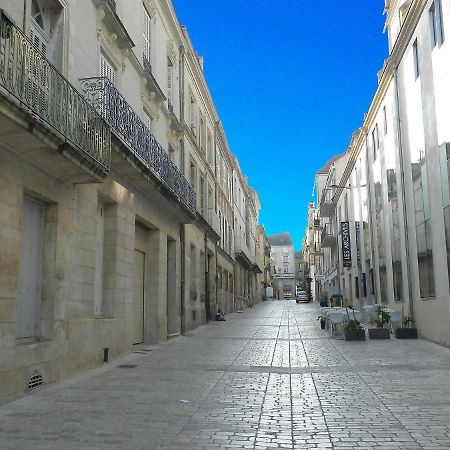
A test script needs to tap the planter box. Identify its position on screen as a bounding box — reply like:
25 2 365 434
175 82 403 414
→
395 327 418 339
368 328 390 339
344 329 366 341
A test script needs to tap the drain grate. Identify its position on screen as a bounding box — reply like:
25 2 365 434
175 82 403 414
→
117 364 137 369
27 372 43 391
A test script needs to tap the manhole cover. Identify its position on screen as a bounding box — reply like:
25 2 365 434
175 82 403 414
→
117 364 137 369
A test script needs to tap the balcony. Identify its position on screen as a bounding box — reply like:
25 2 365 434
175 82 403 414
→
0 11 110 182
79 77 195 216
235 241 253 268
319 189 336 217
207 208 221 236
321 224 336 248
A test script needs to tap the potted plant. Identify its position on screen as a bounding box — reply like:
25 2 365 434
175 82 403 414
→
317 315 326 329
368 305 391 339
395 316 418 339
343 318 365 341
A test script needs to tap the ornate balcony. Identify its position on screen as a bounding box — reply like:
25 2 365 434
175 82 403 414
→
0 11 110 181
79 77 196 216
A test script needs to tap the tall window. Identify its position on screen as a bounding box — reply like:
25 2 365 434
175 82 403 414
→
413 39 420 79
430 0 444 48
200 174 206 216
189 95 196 135
100 53 116 85
167 59 173 106
30 0 50 57
190 159 197 206
383 106 388 135
144 111 153 132
412 147 434 298
199 113 205 150
143 6 151 68
207 130 213 166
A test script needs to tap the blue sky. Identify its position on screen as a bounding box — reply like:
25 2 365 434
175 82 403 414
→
172 1 388 249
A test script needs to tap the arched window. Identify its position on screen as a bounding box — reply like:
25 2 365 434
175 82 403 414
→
30 0 50 57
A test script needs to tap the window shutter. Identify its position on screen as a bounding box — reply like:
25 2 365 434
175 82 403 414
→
143 8 151 63
167 63 173 104
100 54 116 85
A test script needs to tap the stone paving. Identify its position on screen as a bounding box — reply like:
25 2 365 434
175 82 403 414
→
1 301 450 449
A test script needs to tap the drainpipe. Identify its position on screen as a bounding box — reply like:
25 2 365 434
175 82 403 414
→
204 232 209 322
179 44 186 335
180 224 186 335
22 0 27 31
394 68 414 320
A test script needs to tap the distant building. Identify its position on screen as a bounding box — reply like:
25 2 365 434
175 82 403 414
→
268 233 296 299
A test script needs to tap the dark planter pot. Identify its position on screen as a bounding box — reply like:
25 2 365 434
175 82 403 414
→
368 328 390 339
395 327 418 339
344 329 366 341
320 319 326 330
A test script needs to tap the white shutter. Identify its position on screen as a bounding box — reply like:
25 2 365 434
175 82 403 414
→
144 112 152 132
100 53 116 85
143 7 151 63
30 22 49 57
167 62 173 104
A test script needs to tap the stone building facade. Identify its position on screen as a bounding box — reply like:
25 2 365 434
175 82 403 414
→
268 233 296 299
309 0 450 346
0 0 266 404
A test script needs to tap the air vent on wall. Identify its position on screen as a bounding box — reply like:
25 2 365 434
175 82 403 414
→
27 371 43 391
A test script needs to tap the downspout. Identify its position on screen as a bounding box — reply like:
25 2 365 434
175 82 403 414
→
180 224 186 335
394 67 414 319
179 44 186 335
22 0 26 31
204 232 209 322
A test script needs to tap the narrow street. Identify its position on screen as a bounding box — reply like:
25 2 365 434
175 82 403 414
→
1 301 450 450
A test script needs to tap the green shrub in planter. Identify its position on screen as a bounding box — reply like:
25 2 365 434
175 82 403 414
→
344 319 365 341
369 306 391 339
395 316 418 339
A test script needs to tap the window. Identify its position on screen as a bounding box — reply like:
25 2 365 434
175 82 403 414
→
200 174 206 216
190 160 199 207
144 111 153 132
167 59 173 106
100 53 116 85
30 0 50 57
199 113 205 150
284 264 289 273
372 128 377 161
207 130 213 165
189 95 196 135
430 0 444 48
413 39 420 79
283 255 288 263
143 5 151 67
383 106 388 135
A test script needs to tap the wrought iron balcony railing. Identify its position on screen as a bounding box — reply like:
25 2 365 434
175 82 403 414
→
0 11 110 175
79 77 196 215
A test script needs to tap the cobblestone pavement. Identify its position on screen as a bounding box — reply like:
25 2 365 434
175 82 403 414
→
2 301 450 449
